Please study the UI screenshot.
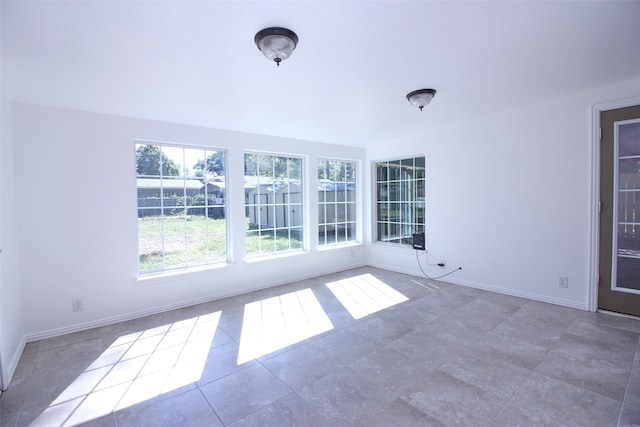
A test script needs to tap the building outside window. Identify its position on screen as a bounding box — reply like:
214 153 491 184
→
376 157 425 245
136 143 227 273
244 153 304 257
318 159 357 246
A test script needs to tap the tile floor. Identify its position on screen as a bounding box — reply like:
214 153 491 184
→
1 266 639 426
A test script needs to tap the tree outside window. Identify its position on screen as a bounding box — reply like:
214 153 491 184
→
136 143 227 273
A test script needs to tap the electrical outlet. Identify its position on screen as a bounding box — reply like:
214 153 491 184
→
72 298 83 312
559 276 569 288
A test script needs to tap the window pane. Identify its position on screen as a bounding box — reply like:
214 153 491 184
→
163 237 187 269
161 213 183 237
377 203 388 221
136 143 227 274
245 152 304 256
415 157 426 179
346 203 356 221
389 163 400 180
290 228 303 249
618 122 640 157
207 217 226 262
400 162 413 180
401 158 413 168
378 222 388 241
295 205 303 227
319 225 327 245
289 157 302 180
258 154 272 178
263 229 277 254
415 180 426 200
618 224 640 251
318 160 327 180
275 229 290 251
135 144 162 176
138 215 162 238
415 203 425 224
318 203 326 223
376 157 425 246
325 227 336 245
274 156 287 177
244 154 258 176
377 163 388 181
187 235 209 264
346 223 356 241
317 159 358 246
185 148 203 174
346 163 355 183
245 230 260 256
618 191 640 223
378 183 388 201
389 182 400 201
387 202 398 221
139 239 164 271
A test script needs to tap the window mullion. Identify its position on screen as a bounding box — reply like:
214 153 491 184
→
136 143 227 274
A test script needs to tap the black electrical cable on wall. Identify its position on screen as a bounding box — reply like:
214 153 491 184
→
415 250 462 280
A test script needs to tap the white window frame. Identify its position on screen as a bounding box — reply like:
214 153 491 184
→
318 158 358 246
375 156 425 246
611 118 640 295
135 141 228 274
244 152 305 258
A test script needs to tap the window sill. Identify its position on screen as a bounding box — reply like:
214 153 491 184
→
244 250 306 263
373 241 417 252
136 262 229 285
317 241 361 252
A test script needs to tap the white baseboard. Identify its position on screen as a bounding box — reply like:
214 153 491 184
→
445 276 590 311
3 335 26 391
23 261 367 343
11 260 587 389
368 260 590 311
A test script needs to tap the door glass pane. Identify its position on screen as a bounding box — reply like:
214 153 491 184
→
615 120 640 291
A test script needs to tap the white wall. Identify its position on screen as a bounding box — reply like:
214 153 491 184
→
1 0 27 387
366 76 640 310
1 101 25 389
12 103 366 340
7 75 640 384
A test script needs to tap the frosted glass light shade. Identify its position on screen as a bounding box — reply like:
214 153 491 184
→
255 27 298 66
406 89 437 111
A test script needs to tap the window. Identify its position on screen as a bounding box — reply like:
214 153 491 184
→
376 157 425 245
136 143 227 273
318 159 357 246
244 153 303 257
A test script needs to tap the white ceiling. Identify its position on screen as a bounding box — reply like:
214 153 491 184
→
3 1 640 147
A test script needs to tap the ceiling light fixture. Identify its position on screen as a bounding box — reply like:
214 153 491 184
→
406 89 437 111
254 27 298 67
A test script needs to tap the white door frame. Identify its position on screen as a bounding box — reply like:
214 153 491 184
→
590 95 640 312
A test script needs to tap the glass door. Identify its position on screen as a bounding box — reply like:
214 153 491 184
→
599 105 640 316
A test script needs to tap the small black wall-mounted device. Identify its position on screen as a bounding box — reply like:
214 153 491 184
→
412 232 425 250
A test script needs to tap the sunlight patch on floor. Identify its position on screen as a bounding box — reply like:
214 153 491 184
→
33 312 221 426
327 273 409 319
411 279 441 291
237 289 333 364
